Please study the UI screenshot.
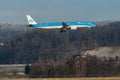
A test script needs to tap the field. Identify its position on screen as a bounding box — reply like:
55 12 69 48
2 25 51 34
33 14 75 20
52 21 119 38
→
0 77 120 80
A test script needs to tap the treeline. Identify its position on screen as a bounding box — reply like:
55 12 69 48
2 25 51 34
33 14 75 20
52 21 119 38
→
0 21 120 63
0 23 30 42
27 55 120 77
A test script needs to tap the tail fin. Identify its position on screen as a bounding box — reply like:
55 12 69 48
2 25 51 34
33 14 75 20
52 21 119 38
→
26 15 37 25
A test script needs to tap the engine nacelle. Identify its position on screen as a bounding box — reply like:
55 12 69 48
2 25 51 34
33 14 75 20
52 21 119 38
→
28 24 34 27
70 26 77 30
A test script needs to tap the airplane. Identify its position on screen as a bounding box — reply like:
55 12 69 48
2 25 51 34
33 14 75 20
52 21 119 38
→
26 15 96 32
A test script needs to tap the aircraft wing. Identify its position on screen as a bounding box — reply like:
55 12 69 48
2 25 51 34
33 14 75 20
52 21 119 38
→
62 22 69 28
60 22 70 32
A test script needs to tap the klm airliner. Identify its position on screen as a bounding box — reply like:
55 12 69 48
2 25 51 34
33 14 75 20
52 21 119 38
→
26 15 96 32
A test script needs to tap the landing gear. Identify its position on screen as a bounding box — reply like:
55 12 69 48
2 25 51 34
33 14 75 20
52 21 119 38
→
60 28 66 32
60 30 65 32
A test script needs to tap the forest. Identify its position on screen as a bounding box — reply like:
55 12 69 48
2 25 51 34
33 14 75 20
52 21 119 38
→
27 54 120 77
0 21 120 64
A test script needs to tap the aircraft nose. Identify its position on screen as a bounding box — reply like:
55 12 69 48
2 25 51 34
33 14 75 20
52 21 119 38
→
93 24 96 27
92 23 96 27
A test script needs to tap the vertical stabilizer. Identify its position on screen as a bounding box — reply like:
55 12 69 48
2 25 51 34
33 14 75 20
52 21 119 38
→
26 15 37 25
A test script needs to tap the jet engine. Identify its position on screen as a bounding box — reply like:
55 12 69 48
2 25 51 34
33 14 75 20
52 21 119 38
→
70 26 77 30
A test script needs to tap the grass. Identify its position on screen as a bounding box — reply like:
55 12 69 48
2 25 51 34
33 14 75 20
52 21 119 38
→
0 77 120 80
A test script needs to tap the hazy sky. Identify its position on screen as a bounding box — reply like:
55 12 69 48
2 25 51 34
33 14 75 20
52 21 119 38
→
0 0 120 24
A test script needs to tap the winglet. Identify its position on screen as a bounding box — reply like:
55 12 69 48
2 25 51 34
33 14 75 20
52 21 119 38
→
26 15 37 25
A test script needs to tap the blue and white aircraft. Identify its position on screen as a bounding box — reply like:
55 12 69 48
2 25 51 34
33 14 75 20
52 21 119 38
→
26 15 96 32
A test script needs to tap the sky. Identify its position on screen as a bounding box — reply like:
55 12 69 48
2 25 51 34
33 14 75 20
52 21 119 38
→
0 0 120 24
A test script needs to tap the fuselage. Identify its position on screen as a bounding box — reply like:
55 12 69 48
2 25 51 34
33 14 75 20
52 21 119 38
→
32 21 96 29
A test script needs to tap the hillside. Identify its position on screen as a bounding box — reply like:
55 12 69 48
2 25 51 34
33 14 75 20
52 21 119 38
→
0 21 120 64
82 47 120 57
